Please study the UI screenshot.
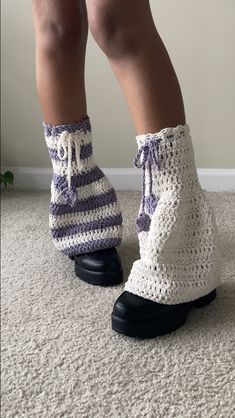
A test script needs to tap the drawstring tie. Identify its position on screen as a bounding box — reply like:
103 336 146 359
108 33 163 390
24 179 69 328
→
57 131 83 206
134 136 162 232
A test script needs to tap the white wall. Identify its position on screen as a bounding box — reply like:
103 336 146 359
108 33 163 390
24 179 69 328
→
1 0 235 169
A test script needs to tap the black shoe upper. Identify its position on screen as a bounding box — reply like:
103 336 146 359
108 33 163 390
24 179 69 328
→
112 291 188 321
74 247 122 273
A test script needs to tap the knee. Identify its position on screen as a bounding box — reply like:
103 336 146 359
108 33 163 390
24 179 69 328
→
88 0 141 58
33 2 87 58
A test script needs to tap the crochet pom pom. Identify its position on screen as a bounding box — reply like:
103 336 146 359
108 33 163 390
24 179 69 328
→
136 212 151 233
60 186 78 207
145 194 159 215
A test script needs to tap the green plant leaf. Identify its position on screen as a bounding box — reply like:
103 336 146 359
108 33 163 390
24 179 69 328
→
0 174 8 185
3 171 14 185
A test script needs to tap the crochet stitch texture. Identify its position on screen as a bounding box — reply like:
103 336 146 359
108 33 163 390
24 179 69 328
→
44 117 123 256
125 124 221 304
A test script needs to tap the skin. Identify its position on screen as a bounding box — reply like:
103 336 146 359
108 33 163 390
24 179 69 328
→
32 0 88 125
32 0 185 133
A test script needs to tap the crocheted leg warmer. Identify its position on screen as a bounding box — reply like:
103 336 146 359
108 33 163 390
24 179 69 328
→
43 116 123 257
125 124 221 304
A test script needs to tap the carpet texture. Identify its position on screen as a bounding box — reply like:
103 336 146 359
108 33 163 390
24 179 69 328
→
1 191 235 418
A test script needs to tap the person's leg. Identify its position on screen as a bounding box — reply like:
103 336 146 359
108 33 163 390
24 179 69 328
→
86 0 221 337
86 0 185 134
32 0 88 124
32 0 123 285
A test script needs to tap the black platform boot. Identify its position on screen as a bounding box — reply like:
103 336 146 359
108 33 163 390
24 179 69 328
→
70 247 123 286
112 289 216 338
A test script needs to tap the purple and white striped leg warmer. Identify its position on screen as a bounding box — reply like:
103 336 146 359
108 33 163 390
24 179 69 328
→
43 116 123 257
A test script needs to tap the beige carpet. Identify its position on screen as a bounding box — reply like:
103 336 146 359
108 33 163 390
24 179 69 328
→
1 190 235 418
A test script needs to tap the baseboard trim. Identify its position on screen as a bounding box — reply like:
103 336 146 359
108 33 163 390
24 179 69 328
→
1 167 235 192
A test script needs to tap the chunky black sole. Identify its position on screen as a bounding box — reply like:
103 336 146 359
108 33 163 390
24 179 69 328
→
111 289 216 338
74 260 123 286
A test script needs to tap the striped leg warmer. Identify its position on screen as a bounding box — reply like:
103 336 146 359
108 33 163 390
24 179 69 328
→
43 116 123 256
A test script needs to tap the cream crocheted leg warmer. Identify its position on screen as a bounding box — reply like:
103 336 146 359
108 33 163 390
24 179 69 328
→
125 124 221 304
43 117 123 257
